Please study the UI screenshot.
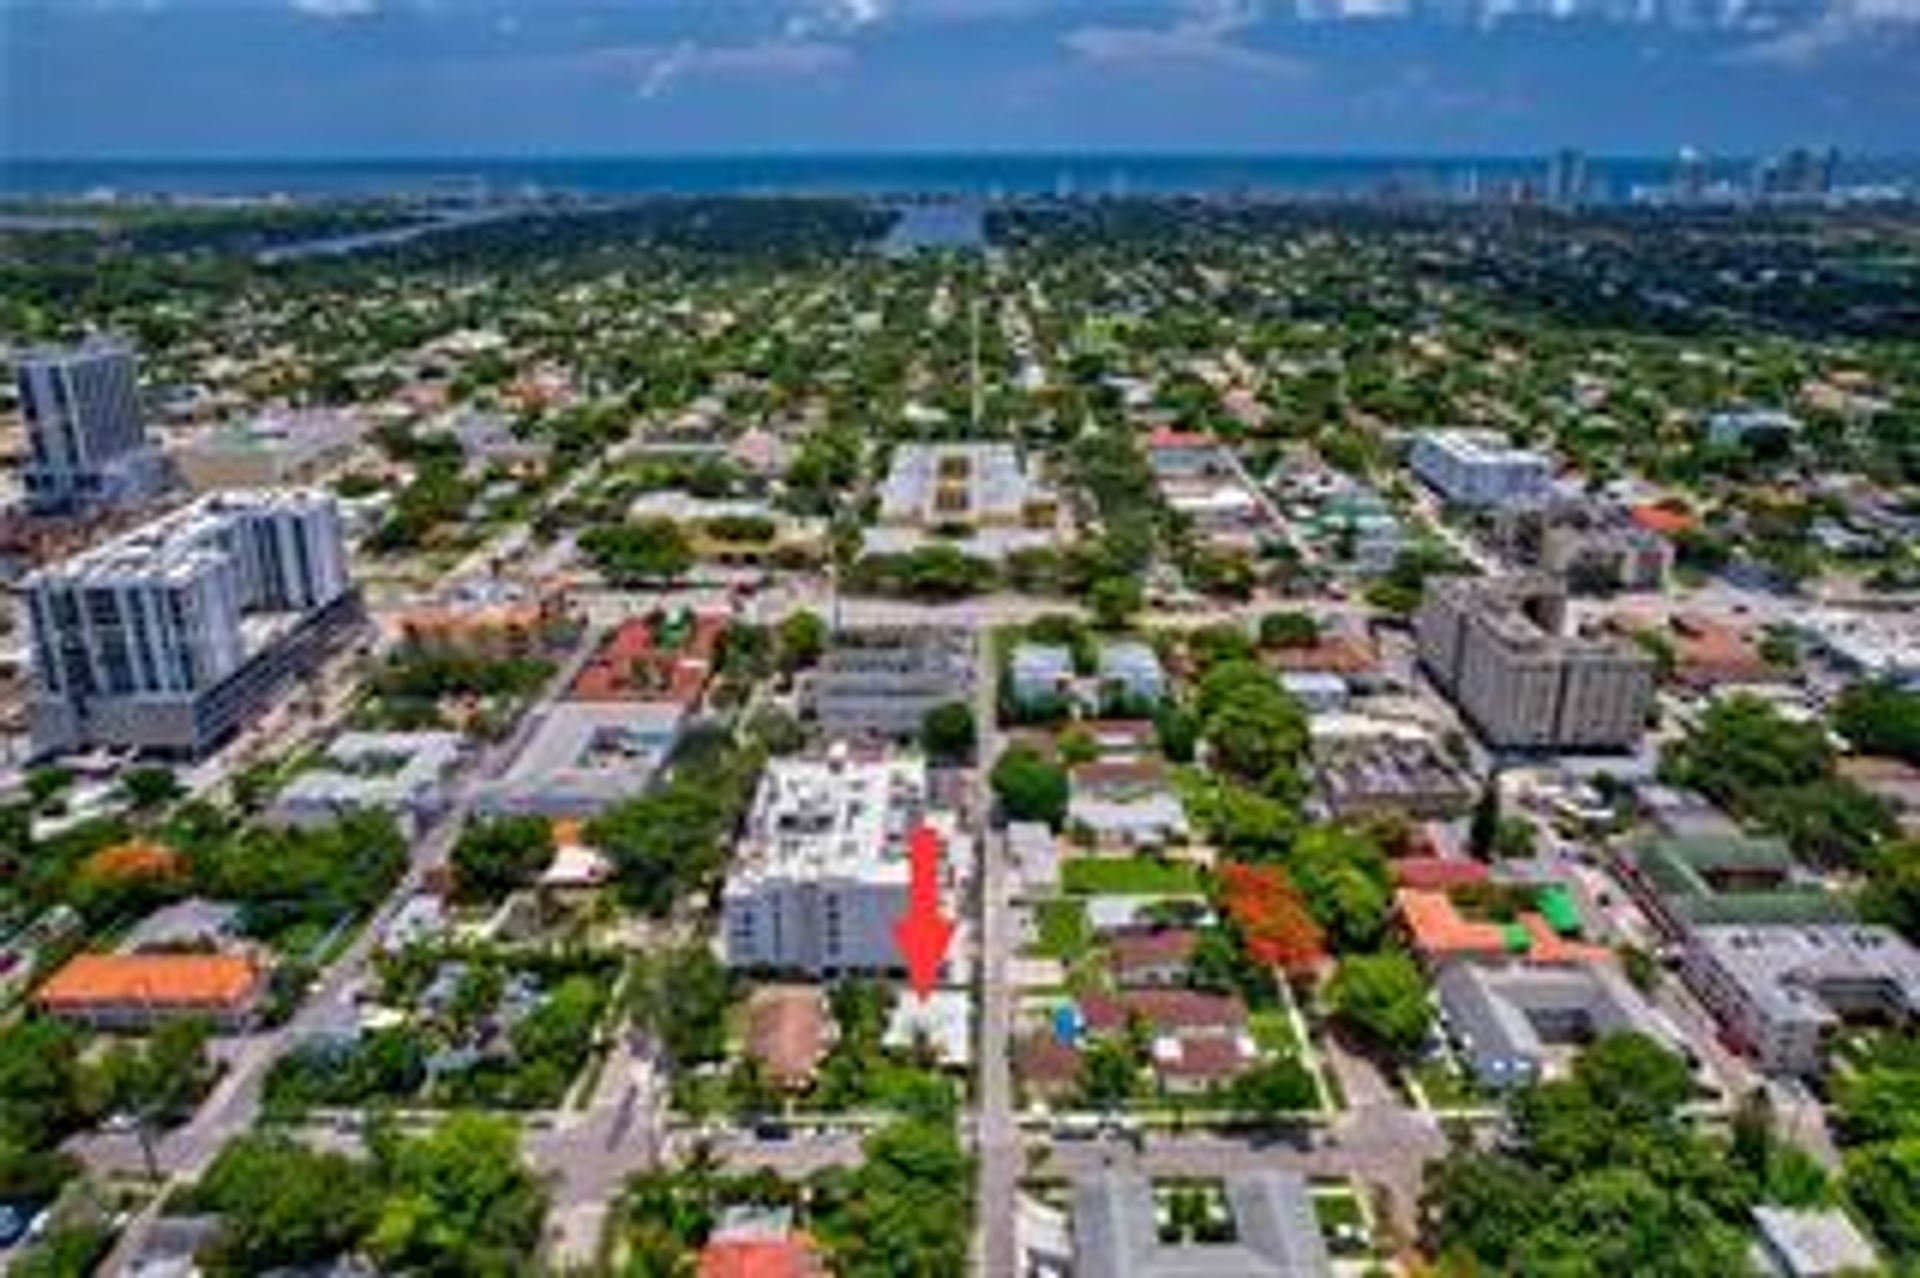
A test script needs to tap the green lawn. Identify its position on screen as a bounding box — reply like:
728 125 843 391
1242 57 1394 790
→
1061 858 1204 897
1313 1187 1376 1256
1249 1009 1301 1055
1409 1058 1484 1109
1034 900 1092 961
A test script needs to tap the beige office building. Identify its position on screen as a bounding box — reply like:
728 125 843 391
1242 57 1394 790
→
1416 573 1653 752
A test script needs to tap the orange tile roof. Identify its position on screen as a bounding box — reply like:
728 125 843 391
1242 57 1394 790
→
1397 889 1607 965
37 953 262 1010
79 840 184 883
1518 915 1611 965
1397 888 1511 957
697 1238 826 1278
1630 504 1696 536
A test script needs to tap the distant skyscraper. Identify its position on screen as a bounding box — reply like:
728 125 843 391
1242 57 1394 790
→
1753 145 1841 203
1674 146 1709 205
1818 146 1842 195
13 340 166 515
1546 148 1588 209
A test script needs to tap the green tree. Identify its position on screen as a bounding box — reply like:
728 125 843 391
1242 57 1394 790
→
776 610 828 673
1836 679 1920 764
813 1119 971 1277
1197 663 1308 797
369 1113 548 1274
1087 576 1142 629
1288 825 1393 952
1153 704 1199 764
1570 1031 1695 1128
631 946 733 1070
1863 841 1920 943
920 701 977 765
1845 1136 1920 1260
449 815 555 904
1469 780 1501 859
1420 1149 1550 1268
1075 1039 1139 1111
1508 1167 1754 1277
194 1135 383 1275
580 518 695 585
1326 953 1433 1058
1259 611 1320 649
990 745 1069 828
1056 727 1100 768
120 765 182 813
1227 1057 1317 1118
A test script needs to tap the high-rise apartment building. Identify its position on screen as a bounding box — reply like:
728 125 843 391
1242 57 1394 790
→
1415 574 1654 752
13 341 167 514
25 490 362 758
1545 148 1588 209
722 747 965 978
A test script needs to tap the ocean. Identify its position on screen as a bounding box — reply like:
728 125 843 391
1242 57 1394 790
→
0 153 1800 202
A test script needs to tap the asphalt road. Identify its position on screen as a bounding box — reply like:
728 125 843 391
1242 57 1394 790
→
970 642 1018 1278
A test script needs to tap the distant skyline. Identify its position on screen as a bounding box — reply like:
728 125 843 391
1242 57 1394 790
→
3 0 1918 159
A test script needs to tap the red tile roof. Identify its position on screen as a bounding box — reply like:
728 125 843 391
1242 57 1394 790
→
569 613 725 706
1153 1035 1254 1081
1148 427 1218 450
1081 989 1248 1034
697 1238 826 1278
1015 1033 1083 1088
1392 857 1491 890
1110 929 1199 980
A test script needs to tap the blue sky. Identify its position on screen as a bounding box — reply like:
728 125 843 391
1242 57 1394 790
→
2 0 1917 157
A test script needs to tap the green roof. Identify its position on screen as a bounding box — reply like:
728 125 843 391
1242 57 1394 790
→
1535 886 1581 936
1501 922 1532 953
1632 831 1855 926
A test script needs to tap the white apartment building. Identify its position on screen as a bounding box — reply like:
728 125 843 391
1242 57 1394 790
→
723 748 964 978
1416 573 1653 752
13 340 168 513
24 490 361 758
1410 429 1551 508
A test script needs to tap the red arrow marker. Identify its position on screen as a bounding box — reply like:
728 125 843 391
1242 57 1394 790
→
894 823 955 997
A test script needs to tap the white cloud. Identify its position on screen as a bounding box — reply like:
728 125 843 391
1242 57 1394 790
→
784 0 889 39
590 38 853 100
1727 0 1920 61
289 0 377 16
1065 0 1309 77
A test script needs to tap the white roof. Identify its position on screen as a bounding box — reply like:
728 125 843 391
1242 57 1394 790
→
885 989 972 1065
727 751 928 890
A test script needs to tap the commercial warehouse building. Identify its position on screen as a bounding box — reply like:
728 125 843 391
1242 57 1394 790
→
1684 924 1920 1076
